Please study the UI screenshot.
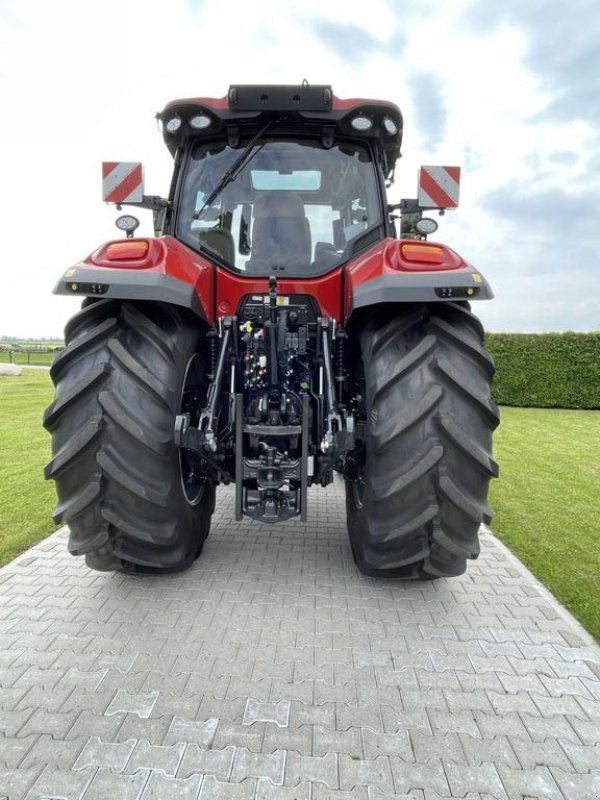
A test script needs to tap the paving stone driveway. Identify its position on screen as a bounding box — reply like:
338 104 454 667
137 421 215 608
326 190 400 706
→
1 481 599 800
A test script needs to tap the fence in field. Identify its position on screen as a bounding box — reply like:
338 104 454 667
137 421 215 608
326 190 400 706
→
0 344 63 366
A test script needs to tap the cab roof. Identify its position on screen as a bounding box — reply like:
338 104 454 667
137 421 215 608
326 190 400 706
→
157 84 403 176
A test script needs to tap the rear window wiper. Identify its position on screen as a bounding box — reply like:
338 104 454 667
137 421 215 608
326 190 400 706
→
193 118 278 220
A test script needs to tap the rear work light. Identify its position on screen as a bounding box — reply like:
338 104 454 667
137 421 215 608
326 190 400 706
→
400 243 445 265
351 116 373 131
190 114 212 130
105 240 149 260
165 115 182 133
415 217 438 236
382 117 398 136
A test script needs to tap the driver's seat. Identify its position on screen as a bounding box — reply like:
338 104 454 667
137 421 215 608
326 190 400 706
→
246 192 311 271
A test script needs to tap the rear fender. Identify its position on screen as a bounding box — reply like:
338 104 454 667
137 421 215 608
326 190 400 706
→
344 238 493 324
53 236 215 323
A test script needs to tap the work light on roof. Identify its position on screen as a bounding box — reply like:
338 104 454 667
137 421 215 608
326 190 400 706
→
165 115 182 133
383 117 398 136
190 114 212 130
350 116 373 132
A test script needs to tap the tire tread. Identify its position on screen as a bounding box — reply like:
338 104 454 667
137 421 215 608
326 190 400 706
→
346 302 497 579
44 301 213 573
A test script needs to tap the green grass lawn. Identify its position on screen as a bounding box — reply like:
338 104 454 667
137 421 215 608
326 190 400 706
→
490 407 600 641
0 369 59 566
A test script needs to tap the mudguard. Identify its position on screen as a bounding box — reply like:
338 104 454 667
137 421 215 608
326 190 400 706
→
55 235 492 328
53 236 215 323
54 236 345 324
344 238 493 324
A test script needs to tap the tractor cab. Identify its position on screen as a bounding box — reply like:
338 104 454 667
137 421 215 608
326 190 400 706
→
157 84 403 277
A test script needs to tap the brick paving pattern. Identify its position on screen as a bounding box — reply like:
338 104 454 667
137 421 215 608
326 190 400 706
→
1 481 599 799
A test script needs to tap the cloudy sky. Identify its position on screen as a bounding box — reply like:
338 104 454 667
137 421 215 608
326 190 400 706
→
0 0 598 337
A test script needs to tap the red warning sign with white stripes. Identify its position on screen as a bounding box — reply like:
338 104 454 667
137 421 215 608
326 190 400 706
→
102 162 144 204
418 166 461 209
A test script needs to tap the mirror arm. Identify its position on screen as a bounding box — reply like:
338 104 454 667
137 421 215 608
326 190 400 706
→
115 195 171 212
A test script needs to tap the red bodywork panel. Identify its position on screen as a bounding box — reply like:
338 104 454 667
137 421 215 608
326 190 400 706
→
164 94 398 115
345 238 470 322
215 269 342 322
88 236 343 324
89 236 216 323
86 235 473 326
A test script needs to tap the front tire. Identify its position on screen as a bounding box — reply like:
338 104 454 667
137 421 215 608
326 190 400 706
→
346 302 499 579
44 299 215 573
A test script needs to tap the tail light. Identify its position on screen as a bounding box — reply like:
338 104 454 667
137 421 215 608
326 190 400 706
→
386 241 462 272
105 240 149 261
400 243 445 265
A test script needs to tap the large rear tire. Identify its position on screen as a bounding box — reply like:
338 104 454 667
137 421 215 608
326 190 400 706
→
44 299 215 573
346 302 499 579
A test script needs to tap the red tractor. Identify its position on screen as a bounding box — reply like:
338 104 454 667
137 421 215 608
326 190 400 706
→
44 84 498 579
